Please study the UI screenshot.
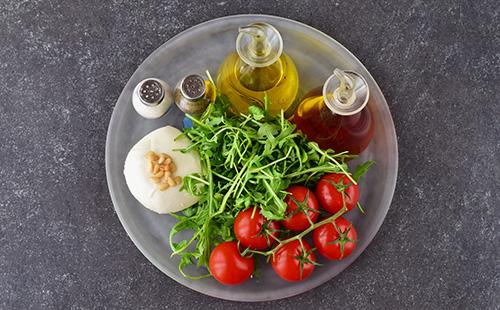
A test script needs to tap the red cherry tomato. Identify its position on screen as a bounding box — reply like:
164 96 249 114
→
313 216 357 260
281 185 320 231
209 241 254 285
315 173 359 214
271 239 316 282
234 207 280 250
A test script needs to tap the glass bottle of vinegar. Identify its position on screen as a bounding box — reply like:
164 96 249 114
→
291 69 374 155
217 22 299 116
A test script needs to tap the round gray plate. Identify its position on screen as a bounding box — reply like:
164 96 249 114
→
106 14 398 302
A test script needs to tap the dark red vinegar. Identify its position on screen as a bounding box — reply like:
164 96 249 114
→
291 87 374 155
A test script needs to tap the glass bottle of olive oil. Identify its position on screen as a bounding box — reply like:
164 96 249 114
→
216 22 299 116
291 69 374 155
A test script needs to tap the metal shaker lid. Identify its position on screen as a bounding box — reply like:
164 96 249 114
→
179 74 206 100
323 69 369 116
138 79 165 106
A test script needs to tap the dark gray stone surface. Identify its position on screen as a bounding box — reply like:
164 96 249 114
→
0 0 498 309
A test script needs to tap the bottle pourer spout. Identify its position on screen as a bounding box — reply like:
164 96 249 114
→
239 25 269 57
238 25 266 39
333 69 355 105
323 68 370 116
236 22 283 67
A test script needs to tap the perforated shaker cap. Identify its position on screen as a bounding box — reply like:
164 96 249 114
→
138 79 165 106
180 74 206 100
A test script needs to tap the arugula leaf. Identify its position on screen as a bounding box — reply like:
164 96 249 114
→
248 105 265 120
170 93 373 275
352 160 375 182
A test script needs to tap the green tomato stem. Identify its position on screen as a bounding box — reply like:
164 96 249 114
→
245 206 348 257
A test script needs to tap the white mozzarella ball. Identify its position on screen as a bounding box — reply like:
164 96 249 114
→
124 126 201 213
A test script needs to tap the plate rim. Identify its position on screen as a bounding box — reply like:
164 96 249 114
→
105 13 398 302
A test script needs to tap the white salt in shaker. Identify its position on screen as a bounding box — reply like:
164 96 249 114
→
132 78 173 119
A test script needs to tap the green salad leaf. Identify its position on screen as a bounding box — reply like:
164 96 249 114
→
170 94 367 277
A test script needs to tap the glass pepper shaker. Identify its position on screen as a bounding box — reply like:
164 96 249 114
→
174 74 216 129
175 74 216 115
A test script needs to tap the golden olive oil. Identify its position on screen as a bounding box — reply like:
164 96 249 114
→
216 23 299 116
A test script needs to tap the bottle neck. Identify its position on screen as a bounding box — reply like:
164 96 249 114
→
236 57 283 91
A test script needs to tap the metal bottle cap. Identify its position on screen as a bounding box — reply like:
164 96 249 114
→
323 69 369 116
138 79 165 106
175 74 211 115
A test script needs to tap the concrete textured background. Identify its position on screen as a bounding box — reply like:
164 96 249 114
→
1 0 499 309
